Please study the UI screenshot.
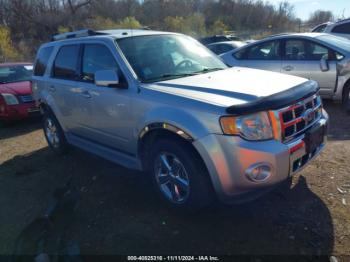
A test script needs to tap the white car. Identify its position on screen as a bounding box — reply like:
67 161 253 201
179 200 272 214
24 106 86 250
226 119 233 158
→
312 19 350 40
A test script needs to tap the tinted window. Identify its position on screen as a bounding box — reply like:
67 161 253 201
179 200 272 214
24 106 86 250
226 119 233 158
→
53 45 80 80
34 47 53 76
82 44 120 82
245 41 280 60
332 22 350 34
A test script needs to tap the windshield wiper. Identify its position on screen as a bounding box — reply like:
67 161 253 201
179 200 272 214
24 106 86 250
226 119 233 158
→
194 68 224 74
142 73 198 83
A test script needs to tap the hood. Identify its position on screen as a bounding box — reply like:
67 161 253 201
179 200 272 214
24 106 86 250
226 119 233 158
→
0 81 32 95
144 67 308 107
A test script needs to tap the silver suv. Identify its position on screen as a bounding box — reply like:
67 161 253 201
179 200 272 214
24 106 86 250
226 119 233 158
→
33 29 329 209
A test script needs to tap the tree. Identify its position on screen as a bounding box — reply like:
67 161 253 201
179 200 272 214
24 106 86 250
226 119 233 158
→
307 10 334 26
0 26 20 62
210 19 229 35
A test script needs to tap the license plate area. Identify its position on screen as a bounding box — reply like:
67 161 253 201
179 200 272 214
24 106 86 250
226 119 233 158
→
304 124 325 154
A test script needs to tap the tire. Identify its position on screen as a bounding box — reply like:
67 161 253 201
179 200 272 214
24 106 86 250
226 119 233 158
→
149 138 214 210
42 109 68 155
342 83 350 114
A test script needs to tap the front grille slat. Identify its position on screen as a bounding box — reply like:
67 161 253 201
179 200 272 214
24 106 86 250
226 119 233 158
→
278 94 322 143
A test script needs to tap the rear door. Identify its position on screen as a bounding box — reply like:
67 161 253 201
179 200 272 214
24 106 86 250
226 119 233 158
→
281 39 337 95
234 40 282 72
49 44 83 132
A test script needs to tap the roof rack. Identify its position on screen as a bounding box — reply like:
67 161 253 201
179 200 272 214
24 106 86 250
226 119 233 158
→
51 29 109 41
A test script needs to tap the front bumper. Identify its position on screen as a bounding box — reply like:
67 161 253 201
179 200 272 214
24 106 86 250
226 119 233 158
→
0 102 41 121
193 111 329 203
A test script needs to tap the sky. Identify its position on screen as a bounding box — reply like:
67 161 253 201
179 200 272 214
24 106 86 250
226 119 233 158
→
267 0 350 21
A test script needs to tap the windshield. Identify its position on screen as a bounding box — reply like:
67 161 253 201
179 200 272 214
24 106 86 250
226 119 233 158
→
117 34 227 83
318 34 350 52
0 65 33 84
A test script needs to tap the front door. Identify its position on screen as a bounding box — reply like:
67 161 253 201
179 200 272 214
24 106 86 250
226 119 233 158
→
77 43 133 154
238 40 282 72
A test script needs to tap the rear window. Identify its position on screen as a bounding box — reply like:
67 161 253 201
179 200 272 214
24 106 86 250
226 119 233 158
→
34 47 53 76
332 22 350 34
53 45 80 80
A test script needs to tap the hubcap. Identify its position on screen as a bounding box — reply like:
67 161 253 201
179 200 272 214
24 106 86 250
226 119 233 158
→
45 118 60 148
154 152 190 204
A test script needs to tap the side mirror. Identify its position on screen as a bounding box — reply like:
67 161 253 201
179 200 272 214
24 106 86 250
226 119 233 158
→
95 70 122 88
320 57 329 72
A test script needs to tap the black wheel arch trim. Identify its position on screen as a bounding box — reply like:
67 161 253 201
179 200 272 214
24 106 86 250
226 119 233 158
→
226 80 320 115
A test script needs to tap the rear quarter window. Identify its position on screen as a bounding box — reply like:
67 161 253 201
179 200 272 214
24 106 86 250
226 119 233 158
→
332 22 350 34
33 46 54 76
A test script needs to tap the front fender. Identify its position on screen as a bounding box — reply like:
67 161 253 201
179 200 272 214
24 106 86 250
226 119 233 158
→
136 106 212 141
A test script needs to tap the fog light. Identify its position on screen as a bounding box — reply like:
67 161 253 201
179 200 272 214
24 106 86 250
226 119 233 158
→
245 163 272 182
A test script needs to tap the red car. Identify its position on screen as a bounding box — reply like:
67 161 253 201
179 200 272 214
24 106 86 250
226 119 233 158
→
0 63 40 122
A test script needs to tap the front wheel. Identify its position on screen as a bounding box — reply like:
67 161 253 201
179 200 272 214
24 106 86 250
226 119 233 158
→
43 110 68 155
149 139 214 210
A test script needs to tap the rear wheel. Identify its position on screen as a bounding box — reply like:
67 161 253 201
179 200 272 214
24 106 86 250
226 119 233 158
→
342 83 350 114
43 109 68 154
149 139 214 210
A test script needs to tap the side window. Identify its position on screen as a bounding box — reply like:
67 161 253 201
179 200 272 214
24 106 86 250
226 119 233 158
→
332 22 350 34
82 44 121 82
245 41 280 60
312 24 327 33
285 40 306 60
53 45 80 80
34 47 54 76
306 42 330 60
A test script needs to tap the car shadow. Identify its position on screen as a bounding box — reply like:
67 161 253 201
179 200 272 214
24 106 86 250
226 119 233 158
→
0 117 42 140
323 100 350 141
1 147 334 258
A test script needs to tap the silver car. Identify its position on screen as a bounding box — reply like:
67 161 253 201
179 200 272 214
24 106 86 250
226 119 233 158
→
33 29 328 210
312 19 350 40
221 33 350 110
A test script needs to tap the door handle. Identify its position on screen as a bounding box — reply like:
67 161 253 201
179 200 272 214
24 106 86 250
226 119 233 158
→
48 85 56 92
283 65 294 71
81 90 91 99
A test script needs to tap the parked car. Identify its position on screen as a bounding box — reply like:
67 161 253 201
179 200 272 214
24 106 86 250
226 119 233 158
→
221 33 350 111
33 29 328 209
198 34 242 45
206 41 246 55
312 19 350 40
0 63 40 123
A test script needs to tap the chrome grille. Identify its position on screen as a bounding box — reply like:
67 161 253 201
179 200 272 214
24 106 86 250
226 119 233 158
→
19 95 34 103
278 94 322 142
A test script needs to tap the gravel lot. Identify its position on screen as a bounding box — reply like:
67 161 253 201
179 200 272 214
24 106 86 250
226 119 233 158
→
0 101 349 259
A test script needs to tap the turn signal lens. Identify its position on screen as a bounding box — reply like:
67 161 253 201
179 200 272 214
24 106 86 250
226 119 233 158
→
220 116 238 135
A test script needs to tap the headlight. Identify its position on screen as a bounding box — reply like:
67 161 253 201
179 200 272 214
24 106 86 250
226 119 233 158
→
1 93 19 105
220 111 274 141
